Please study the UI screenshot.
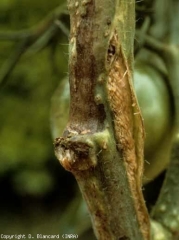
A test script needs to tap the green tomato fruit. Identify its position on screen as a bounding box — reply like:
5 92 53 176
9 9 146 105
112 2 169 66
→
134 62 171 156
134 61 173 183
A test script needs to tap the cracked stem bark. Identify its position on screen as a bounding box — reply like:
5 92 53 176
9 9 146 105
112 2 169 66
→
55 1 150 239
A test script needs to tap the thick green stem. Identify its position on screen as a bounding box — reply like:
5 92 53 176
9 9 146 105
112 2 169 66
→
55 1 150 239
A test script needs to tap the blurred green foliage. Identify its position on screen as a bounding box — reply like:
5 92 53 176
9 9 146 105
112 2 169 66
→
0 0 68 196
0 0 61 29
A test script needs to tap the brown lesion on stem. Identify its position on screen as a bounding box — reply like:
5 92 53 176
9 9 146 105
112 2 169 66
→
67 0 106 134
55 134 98 172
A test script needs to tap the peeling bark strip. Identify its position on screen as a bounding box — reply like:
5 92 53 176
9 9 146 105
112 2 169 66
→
55 1 150 239
107 34 149 237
